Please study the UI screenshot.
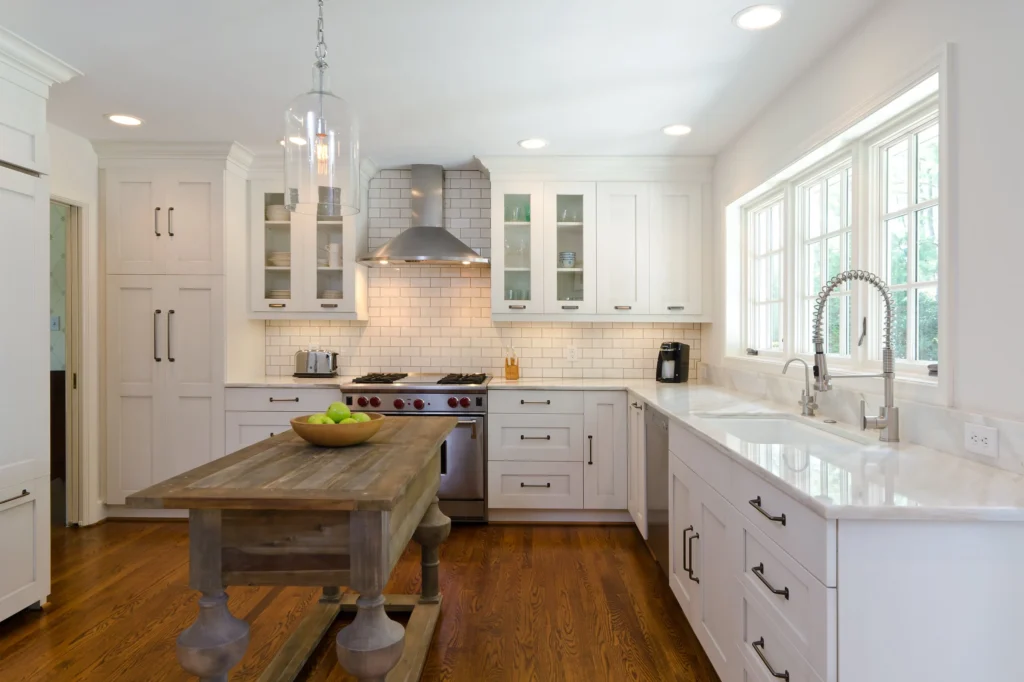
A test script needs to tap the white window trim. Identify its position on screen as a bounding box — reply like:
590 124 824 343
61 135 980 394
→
723 49 953 407
740 191 787 358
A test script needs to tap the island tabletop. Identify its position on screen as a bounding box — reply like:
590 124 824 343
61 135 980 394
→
126 416 457 682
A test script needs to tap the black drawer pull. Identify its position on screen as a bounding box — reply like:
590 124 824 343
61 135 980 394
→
682 525 693 573
520 435 551 440
667 305 685 311
749 496 786 526
320 303 338 308
752 638 789 681
521 482 551 488
752 563 790 600
508 304 526 310
0 489 30 506
521 399 550 405
587 434 593 465
269 397 300 403
561 305 579 310
686 531 700 583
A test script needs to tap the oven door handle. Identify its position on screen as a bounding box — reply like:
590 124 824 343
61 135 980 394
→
457 419 477 439
440 440 447 476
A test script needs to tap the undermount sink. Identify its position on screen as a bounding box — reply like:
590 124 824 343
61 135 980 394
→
690 413 866 447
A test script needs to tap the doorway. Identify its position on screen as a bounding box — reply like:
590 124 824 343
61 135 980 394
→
49 200 82 526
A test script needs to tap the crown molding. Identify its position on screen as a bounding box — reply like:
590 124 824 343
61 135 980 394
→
0 27 81 93
95 141 255 169
360 157 379 185
476 155 715 182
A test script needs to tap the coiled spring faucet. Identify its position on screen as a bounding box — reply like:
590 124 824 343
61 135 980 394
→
812 269 900 442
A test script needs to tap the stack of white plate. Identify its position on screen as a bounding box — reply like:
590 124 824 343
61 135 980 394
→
266 290 290 299
321 290 343 299
267 251 291 267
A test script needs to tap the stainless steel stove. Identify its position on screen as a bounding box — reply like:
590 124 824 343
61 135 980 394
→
341 373 489 521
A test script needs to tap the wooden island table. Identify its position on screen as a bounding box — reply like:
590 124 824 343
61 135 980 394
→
127 415 456 682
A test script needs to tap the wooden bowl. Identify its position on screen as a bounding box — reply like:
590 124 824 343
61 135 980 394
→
290 413 385 447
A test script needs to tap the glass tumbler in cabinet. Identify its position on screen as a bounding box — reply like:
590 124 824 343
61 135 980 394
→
492 184 544 314
545 183 596 314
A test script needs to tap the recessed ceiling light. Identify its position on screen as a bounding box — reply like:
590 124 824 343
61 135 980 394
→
461 260 471 265
379 260 389 265
287 136 307 146
518 138 547 150
662 124 693 136
733 5 783 30
106 114 143 126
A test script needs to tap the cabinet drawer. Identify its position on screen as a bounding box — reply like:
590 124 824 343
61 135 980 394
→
0 484 39 610
225 411 306 454
670 421 835 585
741 518 836 680
225 387 340 412
489 414 583 462
739 586 824 682
488 461 583 509
488 390 583 414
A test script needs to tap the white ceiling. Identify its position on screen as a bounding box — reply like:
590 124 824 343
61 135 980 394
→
0 0 879 167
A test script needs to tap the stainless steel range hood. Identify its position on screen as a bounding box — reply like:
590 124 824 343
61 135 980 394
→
359 164 489 266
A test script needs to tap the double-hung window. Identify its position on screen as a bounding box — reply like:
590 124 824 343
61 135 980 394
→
744 196 785 355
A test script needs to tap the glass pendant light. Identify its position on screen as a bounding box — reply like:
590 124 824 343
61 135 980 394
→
285 0 359 217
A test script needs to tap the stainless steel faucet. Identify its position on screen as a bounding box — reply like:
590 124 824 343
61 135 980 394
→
811 269 899 442
783 358 818 416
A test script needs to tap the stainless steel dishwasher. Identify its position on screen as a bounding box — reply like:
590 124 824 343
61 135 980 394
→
645 405 670 577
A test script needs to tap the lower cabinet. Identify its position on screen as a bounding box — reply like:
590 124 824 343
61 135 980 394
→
626 399 647 537
225 411 304 454
224 387 343 455
583 392 627 510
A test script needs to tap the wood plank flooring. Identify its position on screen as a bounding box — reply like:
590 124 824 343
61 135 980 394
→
0 522 719 682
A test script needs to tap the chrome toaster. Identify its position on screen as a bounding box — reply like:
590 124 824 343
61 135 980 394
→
293 349 339 377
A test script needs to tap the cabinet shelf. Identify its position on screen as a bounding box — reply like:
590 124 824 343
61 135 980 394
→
556 222 584 227
505 221 531 227
265 221 291 226
317 266 344 271
504 267 531 272
264 265 291 270
557 267 584 272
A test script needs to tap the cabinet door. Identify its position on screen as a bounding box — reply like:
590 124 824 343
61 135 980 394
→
302 214 357 313
596 183 650 314
491 182 545 314
627 401 647 537
104 169 164 275
650 182 703 315
163 169 223 275
544 182 596 314
105 275 165 504
225 412 301 454
163 276 225 481
251 179 300 313
690 471 742 681
583 391 627 510
668 453 701 621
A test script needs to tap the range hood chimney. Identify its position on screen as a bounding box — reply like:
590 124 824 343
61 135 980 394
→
359 164 489 266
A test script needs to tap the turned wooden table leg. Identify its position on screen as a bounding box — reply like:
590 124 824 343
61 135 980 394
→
412 496 451 604
337 511 405 682
178 509 250 682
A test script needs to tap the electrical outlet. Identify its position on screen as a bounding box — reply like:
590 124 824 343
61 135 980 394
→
964 423 999 458
565 346 579 362
50 315 61 331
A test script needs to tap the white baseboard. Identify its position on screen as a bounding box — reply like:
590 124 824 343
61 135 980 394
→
103 505 188 520
487 509 633 524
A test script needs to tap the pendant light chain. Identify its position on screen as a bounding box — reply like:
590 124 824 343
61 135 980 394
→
314 0 328 69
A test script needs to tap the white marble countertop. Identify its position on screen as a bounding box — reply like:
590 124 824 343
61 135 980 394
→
227 375 1024 520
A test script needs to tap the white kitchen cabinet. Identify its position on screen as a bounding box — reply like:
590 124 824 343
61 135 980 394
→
626 399 647 538
650 182 703 315
490 182 545 315
583 391 627 510
225 411 303 454
249 178 367 318
104 168 223 276
596 183 650 315
668 450 701 621
543 182 596 314
488 461 584 509
105 275 225 504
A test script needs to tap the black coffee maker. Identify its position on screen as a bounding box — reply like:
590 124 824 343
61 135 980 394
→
656 342 689 383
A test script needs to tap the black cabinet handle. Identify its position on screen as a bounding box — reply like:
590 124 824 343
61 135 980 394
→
321 303 338 308
752 563 789 600
166 310 175 362
0 489 29 506
520 482 551 488
521 399 550 405
682 525 693 573
687 531 700 583
520 435 551 440
752 638 789 681
269 397 300 403
153 309 162 361
154 207 161 236
561 305 579 310
167 206 175 236
588 434 593 465
667 305 685 311
508 304 526 310
749 496 787 525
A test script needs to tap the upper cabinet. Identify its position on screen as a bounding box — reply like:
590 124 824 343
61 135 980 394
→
249 176 368 319
483 157 711 322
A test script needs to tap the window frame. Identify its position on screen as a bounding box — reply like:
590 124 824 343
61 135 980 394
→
740 191 788 358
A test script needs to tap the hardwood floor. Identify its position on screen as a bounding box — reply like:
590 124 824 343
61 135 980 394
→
0 522 719 682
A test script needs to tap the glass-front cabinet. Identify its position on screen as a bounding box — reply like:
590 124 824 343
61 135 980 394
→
544 182 596 314
490 182 545 314
251 181 296 312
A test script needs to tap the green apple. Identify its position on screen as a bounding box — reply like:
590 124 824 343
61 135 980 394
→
339 417 358 424
326 401 351 424
308 413 330 424
351 412 371 423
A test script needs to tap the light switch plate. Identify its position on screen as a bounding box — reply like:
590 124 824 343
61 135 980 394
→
565 346 579 362
50 315 61 331
964 423 999 458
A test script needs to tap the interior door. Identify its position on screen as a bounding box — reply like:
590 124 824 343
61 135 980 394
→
163 169 223 275
105 275 165 504
104 168 163 275
668 453 701 622
163 276 225 480
650 182 703 315
544 182 596 314
596 183 650 314
583 391 627 510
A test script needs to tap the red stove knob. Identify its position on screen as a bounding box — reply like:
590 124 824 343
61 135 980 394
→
413 399 425 410
393 398 405 409
459 397 471 408
369 396 381 408
357 396 369 408
447 397 458 408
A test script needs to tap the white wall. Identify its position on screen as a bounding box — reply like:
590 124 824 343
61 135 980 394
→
47 122 102 525
712 0 1024 421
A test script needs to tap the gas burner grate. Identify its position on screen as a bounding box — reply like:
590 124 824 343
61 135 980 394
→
437 373 487 385
352 373 409 384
